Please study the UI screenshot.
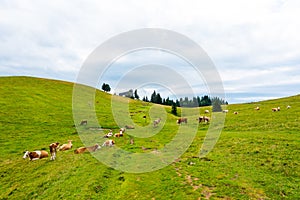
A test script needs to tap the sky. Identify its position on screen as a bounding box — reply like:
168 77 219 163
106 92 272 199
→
0 0 300 103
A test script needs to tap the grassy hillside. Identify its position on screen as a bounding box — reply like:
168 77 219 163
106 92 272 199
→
0 76 299 199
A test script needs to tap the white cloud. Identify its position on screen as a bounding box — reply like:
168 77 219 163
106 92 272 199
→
0 0 299 102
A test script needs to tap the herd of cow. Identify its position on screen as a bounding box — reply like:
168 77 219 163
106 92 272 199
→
23 105 291 161
23 137 116 161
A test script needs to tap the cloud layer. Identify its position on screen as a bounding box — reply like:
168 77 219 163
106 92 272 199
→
0 0 299 103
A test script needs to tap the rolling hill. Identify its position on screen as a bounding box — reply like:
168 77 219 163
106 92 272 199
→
0 76 299 199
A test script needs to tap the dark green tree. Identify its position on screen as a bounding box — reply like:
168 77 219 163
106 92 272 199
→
212 97 223 112
101 83 111 92
134 89 139 99
150 90 157 103
171 102 177 116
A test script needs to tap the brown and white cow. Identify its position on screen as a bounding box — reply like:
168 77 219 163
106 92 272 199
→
272 107 280 112
198 116 210 123
103 130 113 138
49 142 59 160
197 116 204 123
74 144 101 154
153 118 161 127
114 130 124 138
102 139 115 147
203 116 210 123
177 118 188 124
23 150 49 161
59 140 73 151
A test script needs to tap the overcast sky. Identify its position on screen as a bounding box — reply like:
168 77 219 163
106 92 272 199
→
1 0 299 103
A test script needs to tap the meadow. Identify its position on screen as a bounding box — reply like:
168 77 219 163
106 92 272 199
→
0 76 299 199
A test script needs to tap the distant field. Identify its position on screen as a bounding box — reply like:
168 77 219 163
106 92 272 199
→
0 76 299 199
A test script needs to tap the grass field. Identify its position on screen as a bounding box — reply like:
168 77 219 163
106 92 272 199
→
0 76 299 199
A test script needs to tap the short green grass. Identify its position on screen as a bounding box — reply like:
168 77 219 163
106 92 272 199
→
0 76 299 199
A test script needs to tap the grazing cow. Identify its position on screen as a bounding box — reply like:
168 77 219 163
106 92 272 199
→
255 107 260 110
102 139 115 147
203 116 210 123
204 110 210 114
287 105 291 109
49 142 59 160
272 107 280 112
59 140 73 151
103 130 113 138
74 144 101 154
153 118 161 127
233 111 239 115
177 118 188 124
120 127 126 133
222 110 229 113
197 116 204 123
114 130 124 138
23 150 49 161
125 125 134 129
80 120 87 126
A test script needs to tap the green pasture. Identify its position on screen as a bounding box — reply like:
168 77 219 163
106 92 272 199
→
0 76 299 199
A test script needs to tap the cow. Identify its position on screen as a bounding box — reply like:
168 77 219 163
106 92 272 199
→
23 150 49 161
153 118 161 127
74 144 101 154
80 120 87 126
114 130 124 138
49 142 59 160
125 125 134 129
102 139 115 147
198 116 210 123
177 118 188 124
59 140 73 151
203 116 210 123
197 116 204 123
103 130 113 138
120 127 126 133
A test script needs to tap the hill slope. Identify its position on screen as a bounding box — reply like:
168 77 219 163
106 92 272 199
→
0 76 299 199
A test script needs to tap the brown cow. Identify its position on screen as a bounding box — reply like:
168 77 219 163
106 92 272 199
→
102 140 115 147
23 150 49 161
177 118 188 124
74 144 101 154
49 142 59 160
59 140 73 151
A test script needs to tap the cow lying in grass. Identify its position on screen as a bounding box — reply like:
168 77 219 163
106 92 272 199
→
272 107 280 112
74 144 101 154
23 150 49 161
104 130 113 138
59 140 72 151
102 140 115 147
114 130 124 138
